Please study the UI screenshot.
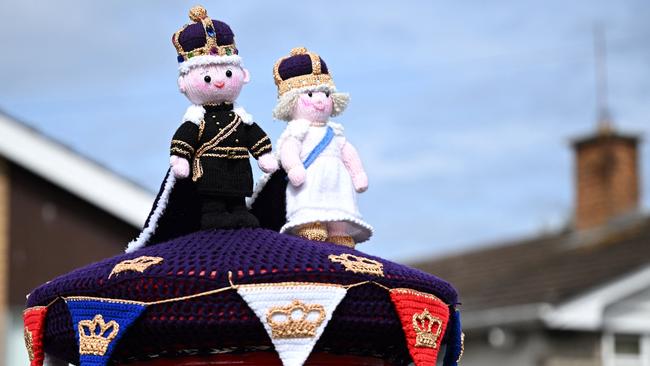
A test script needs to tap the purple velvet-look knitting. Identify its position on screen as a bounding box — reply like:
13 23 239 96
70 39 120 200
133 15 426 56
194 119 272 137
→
27 228 458 365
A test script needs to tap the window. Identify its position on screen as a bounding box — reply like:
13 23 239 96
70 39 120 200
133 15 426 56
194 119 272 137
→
602 333 650 366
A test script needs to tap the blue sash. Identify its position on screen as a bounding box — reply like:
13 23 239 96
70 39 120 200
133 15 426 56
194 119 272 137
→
302 126 334 169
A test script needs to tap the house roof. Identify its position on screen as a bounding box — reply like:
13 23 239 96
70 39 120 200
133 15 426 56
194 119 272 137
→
411 217 650 314
0 110 153 227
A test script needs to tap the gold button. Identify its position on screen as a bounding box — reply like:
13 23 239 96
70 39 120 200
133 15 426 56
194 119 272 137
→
212 115 216 118
235 139 239 143
217 122 220 125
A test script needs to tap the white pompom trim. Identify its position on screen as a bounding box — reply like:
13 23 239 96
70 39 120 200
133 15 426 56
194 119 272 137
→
178 55 242 75
125 173 177 253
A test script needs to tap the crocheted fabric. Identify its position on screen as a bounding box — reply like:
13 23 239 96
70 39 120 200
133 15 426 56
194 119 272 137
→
277 54 329 81
26 229 458 365
237 283 347 366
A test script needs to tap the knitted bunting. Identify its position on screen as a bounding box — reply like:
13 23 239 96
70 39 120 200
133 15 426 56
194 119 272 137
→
389 288 450 366
442 309 464 366
65 298 146 366
237 283 347 366
23 306 48 366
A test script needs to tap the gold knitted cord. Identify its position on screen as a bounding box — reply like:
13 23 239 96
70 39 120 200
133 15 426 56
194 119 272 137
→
327 235 356 248
296 222 328 241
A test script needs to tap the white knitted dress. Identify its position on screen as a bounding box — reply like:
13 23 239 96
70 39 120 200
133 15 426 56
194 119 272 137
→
278 119 373 242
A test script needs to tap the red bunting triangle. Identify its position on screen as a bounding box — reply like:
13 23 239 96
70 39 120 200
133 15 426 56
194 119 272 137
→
23 306 48 366
389 288 450 366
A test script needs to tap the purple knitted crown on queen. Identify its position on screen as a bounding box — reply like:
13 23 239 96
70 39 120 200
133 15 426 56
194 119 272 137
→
172 5 241 74
273 47 336 96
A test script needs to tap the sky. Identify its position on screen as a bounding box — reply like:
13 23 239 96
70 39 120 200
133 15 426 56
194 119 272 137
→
1 0 649 262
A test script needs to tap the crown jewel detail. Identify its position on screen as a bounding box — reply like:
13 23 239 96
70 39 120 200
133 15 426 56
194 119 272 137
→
328 253 384 277
173 5 238 63
109 256 164 278
266 300 326 339
78 314 120 356
24 328 34 361
412 308 443 349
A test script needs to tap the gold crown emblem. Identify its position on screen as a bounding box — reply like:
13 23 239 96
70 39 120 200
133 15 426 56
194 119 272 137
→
412 308 443 349
328 253 384 277
78 315 120 356
109 256 164 278
266 300 326 339
24 328 34 361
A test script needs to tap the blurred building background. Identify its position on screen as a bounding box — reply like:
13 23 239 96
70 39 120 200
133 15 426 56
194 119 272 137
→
0 1 649 365
0 113 152 365
416 120 650 366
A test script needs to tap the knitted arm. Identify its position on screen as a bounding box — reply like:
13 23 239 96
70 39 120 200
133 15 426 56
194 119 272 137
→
170 122 199 160
246 123 272 159
281 137 306 186
170 122 199 179
341 141 368 192
245 123 278 173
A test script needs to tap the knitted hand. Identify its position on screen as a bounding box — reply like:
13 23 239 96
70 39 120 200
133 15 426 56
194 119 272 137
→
170 155 190 179
352 172 368 193
257 153 279 174
287 165 306 186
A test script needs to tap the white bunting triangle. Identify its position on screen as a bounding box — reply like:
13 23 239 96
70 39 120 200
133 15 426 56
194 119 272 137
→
237 283 347 366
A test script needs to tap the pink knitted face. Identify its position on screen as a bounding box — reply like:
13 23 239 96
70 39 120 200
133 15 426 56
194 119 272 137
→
292 91 333 123
178 64 250 105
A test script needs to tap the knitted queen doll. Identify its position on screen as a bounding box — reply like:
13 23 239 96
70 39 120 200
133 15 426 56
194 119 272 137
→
268 47 372 247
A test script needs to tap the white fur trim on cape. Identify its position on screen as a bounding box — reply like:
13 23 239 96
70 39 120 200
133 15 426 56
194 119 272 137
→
125 173 176 253
182 105 206 125
272 84 350 121
181 104 254 126
233 105 254 125
178 54 242 75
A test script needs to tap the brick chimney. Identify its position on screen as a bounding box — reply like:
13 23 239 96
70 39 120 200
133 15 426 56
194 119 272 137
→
572 124 641 230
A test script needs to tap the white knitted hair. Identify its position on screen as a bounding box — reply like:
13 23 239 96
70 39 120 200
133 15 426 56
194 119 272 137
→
272 84 349 121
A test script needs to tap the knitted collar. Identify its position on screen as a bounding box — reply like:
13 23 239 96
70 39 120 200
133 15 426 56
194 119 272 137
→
182 104 254 126
203 102 234 112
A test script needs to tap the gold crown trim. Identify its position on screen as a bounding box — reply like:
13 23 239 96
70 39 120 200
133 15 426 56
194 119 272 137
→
390 288 447 305
458 332 465 362
412 308 443 349
328 253 384 277
109 256 164 279
78 314 120 356
266 300 326 339
24 328 34 361
273 47 334 96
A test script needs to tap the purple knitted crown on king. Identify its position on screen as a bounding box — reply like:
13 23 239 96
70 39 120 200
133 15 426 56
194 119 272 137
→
172 5 241 73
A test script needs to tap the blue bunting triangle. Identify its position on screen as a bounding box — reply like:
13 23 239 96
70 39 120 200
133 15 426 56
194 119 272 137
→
65 298 146 366
442 309 464 366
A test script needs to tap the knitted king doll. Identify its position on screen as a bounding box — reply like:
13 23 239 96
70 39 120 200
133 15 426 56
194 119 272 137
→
127 6 277 252
251 47 372 248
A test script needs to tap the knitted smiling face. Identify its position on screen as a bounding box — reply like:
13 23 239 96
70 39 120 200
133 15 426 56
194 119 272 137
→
273 47 349 121
178 64 250 105
173 5 249 105
292 91 334 123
